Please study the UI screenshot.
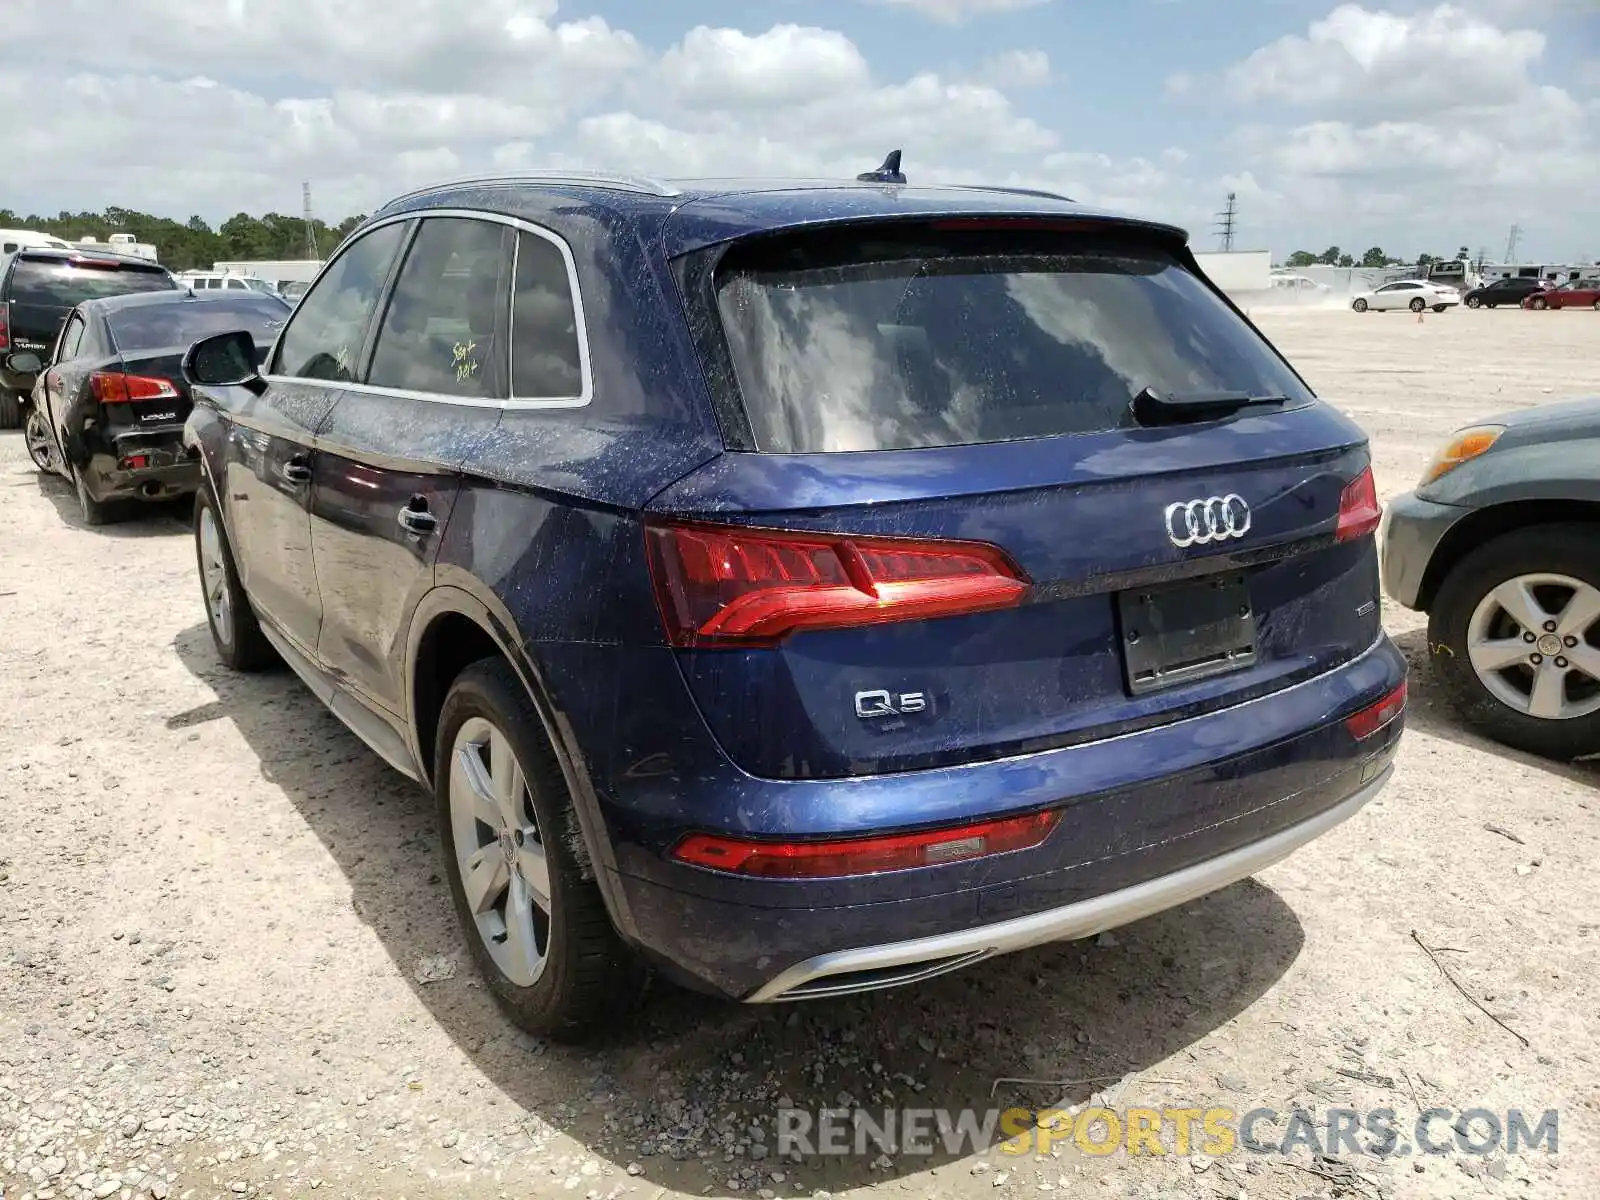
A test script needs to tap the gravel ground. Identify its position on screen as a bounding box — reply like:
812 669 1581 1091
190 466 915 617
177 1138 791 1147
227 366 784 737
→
2 307 1598 1200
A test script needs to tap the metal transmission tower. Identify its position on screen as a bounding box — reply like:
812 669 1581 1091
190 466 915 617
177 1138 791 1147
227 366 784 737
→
1504 224 1522 264
1214 192 1238 251
302 182 318 260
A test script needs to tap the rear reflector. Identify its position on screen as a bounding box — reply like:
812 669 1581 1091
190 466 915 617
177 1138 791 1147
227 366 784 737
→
120 455 149 470
1335 466 1381 542
1345 680 1406 740
671 809 1061 878
645 519 1029 646
91 372 178 403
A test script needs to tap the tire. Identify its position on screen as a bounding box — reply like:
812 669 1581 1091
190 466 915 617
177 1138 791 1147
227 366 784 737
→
23 407 54 473
73 463 121 526
1465 296 1481 308
194 486 278 671
1409 297 1426 313
1428 524 1600 760
1352 298 1368 313
1592 299 1600 311
0 390 19 430
435 657 646 1040
1529 296 1547 310
1432 305 1448 313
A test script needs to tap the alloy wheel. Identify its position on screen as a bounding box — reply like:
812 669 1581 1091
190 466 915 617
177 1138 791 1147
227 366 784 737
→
23 410 52 471
448 716 552 988
1467 573 1600 721
198 505 234 645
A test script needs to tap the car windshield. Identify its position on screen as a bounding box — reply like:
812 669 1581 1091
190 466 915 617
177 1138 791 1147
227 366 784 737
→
9 259 176 307
712 222 1314 453
107 298 289 352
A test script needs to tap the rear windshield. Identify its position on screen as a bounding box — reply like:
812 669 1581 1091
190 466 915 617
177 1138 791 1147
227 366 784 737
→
711 224 1315 453
9 258 176 308
108 298 289 353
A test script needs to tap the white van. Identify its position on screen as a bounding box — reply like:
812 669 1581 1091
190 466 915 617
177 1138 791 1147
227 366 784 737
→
178 270 279 295
0 229 73 254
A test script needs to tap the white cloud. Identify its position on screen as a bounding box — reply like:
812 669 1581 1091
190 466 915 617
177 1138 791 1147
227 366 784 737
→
0 0 1591 264
661 26 871 108
865 0 1052 23
979 50 1053 87
1216 5 1598 257
1228 3 1544 116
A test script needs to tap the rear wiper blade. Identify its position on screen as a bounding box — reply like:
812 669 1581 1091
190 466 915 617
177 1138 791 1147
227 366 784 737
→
1130 387 1288 427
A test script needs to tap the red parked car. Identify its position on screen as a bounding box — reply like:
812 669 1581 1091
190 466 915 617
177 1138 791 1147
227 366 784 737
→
1523 277 1600 310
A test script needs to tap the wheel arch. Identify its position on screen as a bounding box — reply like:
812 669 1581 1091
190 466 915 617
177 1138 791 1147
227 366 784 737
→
405 582 638 937
1417 500 1600 611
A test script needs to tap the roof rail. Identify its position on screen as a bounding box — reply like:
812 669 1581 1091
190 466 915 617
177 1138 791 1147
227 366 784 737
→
378 170 682 211
948 184 1075 202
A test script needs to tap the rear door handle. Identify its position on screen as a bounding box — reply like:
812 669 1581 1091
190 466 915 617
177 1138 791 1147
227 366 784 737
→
280 456 312 484
398 503 437 535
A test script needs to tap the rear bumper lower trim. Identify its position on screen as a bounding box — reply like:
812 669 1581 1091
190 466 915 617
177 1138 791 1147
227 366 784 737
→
744 766 1391 1002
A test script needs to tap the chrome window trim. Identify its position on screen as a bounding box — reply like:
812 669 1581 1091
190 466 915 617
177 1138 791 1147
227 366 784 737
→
260 207 593 411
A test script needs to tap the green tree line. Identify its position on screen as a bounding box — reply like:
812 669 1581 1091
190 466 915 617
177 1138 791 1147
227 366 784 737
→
0 206 367 271
1282 244 1475 269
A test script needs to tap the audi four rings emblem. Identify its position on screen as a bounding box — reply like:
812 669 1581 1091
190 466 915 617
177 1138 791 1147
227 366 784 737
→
1164 494 1252 547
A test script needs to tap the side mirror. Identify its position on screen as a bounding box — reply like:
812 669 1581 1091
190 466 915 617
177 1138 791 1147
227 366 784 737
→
183 330 267 396
4 350 43 375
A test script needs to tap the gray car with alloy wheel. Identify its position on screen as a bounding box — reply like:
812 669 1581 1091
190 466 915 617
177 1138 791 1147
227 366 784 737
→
1382 396 1600 759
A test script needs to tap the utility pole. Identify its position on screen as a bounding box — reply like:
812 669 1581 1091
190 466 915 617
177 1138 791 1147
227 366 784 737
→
1214 192 1238 252
1503 223 1522 264
302 181 318 261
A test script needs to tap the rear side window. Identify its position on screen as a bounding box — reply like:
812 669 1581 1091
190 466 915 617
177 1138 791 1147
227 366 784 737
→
511 230 584 399
709 223 1314 453
8 259 176 307
109 298 288 353
274 222 406 381
57 314 86 360
367 217 512 399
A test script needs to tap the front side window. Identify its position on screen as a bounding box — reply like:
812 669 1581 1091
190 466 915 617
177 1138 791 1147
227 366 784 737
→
367 217 512 399
273 222 406 381
710 222 1314 453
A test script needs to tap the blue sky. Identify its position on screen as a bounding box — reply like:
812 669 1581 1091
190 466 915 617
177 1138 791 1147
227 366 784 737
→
1 0 1596 261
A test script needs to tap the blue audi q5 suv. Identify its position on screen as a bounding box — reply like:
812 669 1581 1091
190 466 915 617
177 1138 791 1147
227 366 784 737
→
179 162 1407 1038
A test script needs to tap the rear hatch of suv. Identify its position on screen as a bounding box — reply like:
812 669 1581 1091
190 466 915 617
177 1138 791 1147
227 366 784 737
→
4 252 177 357
648 215 1382 780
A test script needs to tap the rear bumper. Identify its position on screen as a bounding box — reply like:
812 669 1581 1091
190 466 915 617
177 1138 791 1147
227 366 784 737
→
81 435 201 502
572 633 1407 1000
1379 490 1468 610
747 767 1389 1001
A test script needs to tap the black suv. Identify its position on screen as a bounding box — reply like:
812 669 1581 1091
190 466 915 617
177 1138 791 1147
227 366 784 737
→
0 248 179 427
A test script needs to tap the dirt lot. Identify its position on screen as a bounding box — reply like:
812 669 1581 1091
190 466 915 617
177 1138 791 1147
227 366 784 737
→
3 308 1598 1200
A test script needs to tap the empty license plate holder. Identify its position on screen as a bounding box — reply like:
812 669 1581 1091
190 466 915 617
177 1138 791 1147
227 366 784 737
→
1117 574 1258 696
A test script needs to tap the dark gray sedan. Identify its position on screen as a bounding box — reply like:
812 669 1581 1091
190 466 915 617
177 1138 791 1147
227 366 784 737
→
1382 397 1600 759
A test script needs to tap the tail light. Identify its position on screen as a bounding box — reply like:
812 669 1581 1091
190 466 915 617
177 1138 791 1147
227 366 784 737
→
0 301 9 351
1335 466 1381 542
91 372 179 403
671 809 1061 878
1345 680 1406 740
644 519 1030 647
